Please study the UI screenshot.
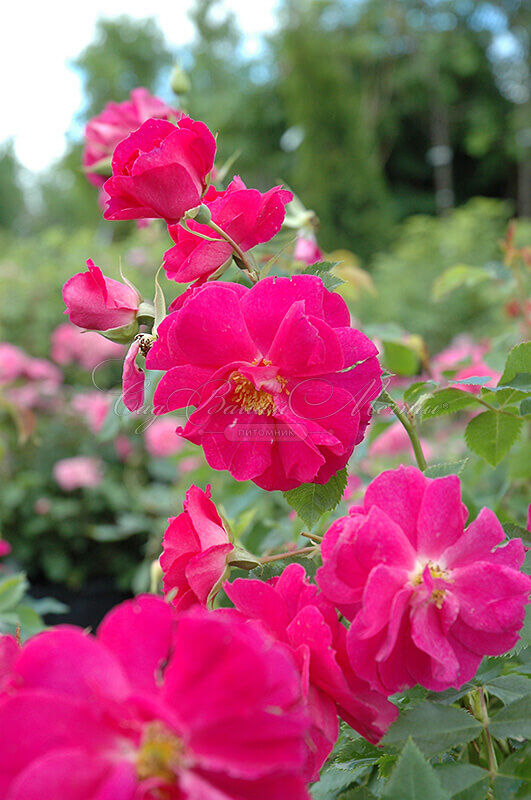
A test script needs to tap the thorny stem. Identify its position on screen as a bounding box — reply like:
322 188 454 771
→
379 389 428 471
260 546 317 564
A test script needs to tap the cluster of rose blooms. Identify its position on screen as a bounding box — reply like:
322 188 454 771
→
0 89 528 800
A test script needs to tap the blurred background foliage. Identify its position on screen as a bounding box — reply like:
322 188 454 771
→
0 0 529 606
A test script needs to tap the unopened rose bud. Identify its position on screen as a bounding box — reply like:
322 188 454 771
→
184 204 212 225
63 259 140 337
170 63 191 96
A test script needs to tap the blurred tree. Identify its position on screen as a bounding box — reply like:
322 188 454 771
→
73 16 174 121
0 141 27 232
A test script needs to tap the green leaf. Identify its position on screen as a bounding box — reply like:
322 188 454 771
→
383 341 420 377
382 739 448 800
494 745 531 799
423 388 478 418
424 459 469 478
283 468 347 529
464 410 523 467
301 261 343 290
435 763 489 800
0 573 28 613
520 398 531 417
383 701 482 757
489 695 531 739
432 264 491 301
499 343 531 387
403 380 438 406
502 521 531 548
484 675 531 705
311 758 378 799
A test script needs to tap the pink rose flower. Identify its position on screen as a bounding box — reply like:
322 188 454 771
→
144 416 185 457
368 421 433 461
0 539 10 559
164 177 292 282
62 259 139 331
226 564 397 780
71 391 112 433
103 117 216 223
431 336 500 393
146 276 382 491
51 323 124 371
53 456 103 491
83 87 181 187
161 485 234 609
0 595 310 800
294 233 323 266
317 466 531 693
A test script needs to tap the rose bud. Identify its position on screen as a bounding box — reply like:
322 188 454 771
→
63 259 140 339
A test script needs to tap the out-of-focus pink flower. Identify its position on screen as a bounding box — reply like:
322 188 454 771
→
71 391 112 433
226 564 397 780
431 336 489 376
451 362 501 395
161 485 234 609
114 435 133 462
103 117 216 223
294 232 323 266
0 595 310 800
83 87 181 187
53 457 103 491
343 474 362 502
63 260 139 332
432 336 500 394
0 539 10 559
147 276 381 491
144 416 185 457
34 498 51 516
164 177 292 282
0 343 62 410
318 466 531 693
179 456 203 474
51 323 124 371
369 421 433 461
122 339 145 412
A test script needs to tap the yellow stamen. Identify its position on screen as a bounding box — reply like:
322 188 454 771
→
410 561 451 607
230 372 286 416
137 722 184 785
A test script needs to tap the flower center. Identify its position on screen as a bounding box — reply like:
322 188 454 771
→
410 561 451 608
136 722 185 786
230 371 287 416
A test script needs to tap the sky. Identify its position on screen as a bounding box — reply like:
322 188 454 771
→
1 0 277 173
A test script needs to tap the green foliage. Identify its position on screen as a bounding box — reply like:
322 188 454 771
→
283 468 347 529
381 740 447 800
465 410 523 467
383 702 482 758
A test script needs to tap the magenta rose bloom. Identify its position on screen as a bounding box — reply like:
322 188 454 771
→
0 595 310 800
226 564 397 780
146 276 381 491
317 466 531 693
161 485 234 609
164 177 293 282
83 87 181 187
103 117 216 223
63 259 139 332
